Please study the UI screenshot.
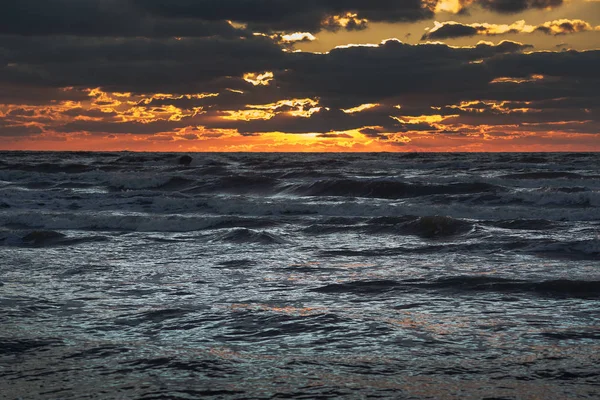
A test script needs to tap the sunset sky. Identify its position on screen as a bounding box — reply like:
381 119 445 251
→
1 0 599 152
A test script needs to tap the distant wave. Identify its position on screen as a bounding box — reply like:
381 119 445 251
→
287 179 503 199
107 175 196 191
2 163 94 174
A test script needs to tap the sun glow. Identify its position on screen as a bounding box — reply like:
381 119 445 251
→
281 32 317 42
243 72 274 86
323 13 369 30
435 0 464 14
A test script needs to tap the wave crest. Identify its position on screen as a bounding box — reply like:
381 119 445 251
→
213 228 288 245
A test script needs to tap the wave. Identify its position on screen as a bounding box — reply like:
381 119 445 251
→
195 165 230 176
0 338 62 355
4 162 95 174
526 239 600 261
214 311 350 342
209 175 279 194
518 189 600 207
311 280 402 294
426 276 600 298
182 175 279 195
499 172 588 180
277 170 343 179
22 230 66 245
212 228 288 245
489 219 557 230
318 238 599 261
107 175 196 191
312 276 600 298
397 216 474 239
303 216 473 238
115 154 176 164
216 259 257 268
302 224 364 235
551 186 590 193
115 308 192 326
362 215 473 238
0 212 287 233
63 345 131 360
458 189 600 208
154 177 197 191
207 217 280 230
61 264 114 276
540 329 600 340
0 230 108 247
288 179 503 199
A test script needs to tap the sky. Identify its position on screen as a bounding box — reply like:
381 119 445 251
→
0 0 599 152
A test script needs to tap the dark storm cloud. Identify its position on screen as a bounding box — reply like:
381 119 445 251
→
442 105 600 125
60 108 119 118
422 19 598 40
0 33 528 100
0 0 571 41
475 77 600 103
486 50 600 79
134 0 433 33
521 96 600 111
0 35 285 93
1 19 597 138
203 106 401 134
274 39 531 109
0 0 433 38
0 35 283 67
0 84 90 105
476 0 563 14
0 0 247 38
189 42 597 135
53 120 191 135
0 119 44 137
422 24 482 40
134 0 568 33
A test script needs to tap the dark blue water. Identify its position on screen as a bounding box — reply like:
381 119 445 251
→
1 152 599 399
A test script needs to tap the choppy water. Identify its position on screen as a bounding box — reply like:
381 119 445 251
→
1 151 599 399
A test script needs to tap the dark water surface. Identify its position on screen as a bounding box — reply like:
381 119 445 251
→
1 152 599 399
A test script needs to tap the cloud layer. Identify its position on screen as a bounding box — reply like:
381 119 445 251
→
0 0 598 151
422 19 600 40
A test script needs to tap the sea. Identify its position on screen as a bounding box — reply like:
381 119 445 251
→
0 151 599 399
